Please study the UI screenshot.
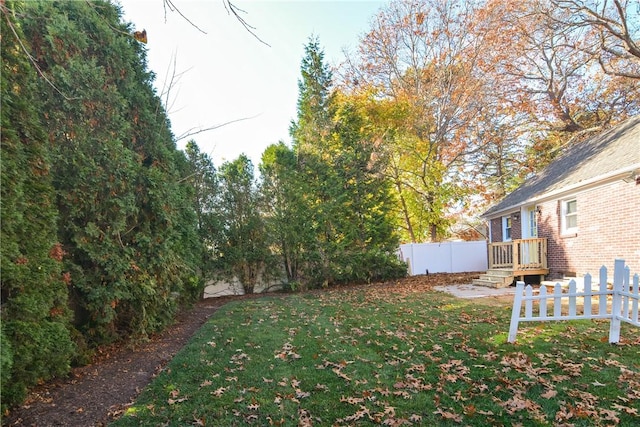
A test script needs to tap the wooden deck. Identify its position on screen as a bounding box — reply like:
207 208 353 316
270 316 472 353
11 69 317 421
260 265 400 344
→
488 238 549 279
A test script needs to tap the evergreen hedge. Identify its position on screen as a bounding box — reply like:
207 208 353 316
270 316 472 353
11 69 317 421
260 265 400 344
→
1 0 203 410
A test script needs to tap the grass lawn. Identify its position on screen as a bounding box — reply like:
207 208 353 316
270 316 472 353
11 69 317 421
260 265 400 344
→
110 280 640 426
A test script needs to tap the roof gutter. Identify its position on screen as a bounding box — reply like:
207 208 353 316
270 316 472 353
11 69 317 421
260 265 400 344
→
482 164 640 219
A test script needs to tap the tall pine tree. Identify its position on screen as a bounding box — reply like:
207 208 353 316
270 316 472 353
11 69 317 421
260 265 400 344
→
289 37 406 286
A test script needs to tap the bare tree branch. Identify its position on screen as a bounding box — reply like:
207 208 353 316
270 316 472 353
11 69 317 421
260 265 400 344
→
551 0 640 79
158 52 193 115
157 1 269 46
223 0 271 47
176 114 260 142
162 0 207 34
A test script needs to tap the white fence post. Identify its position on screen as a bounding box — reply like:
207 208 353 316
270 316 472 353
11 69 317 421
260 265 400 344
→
599 266 608 315
609 259 626 343
583 273 592 316
632 273 639 323
508 281 525 343
539 285 547 319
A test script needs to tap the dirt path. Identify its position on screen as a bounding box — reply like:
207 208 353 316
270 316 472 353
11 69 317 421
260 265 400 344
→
2 297 244 427
2 274 484 426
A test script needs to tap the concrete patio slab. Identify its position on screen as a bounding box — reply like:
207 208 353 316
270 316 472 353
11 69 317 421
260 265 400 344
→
435 283 517 299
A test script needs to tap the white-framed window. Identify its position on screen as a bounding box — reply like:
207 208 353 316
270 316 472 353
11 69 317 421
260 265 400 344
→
527 207 538 238
561 198 578 234
502 216 512 241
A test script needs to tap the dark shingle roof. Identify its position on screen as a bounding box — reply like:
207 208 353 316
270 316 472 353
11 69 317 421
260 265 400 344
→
483 115 640 218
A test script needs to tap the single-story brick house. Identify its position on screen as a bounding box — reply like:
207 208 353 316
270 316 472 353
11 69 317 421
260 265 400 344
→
479 115 640 285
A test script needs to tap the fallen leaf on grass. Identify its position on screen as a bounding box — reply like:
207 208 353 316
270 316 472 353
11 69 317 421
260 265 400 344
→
296 390 311 399
433 407 463 422
600 408 620 423
341 396 365 405
337 405 371 423
612 403 638 416
212 387 227 397
541 389 557 399
298 408 313 427
393 390 411 399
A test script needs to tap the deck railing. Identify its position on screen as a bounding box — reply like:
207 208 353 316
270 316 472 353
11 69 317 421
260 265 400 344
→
488 238 548 272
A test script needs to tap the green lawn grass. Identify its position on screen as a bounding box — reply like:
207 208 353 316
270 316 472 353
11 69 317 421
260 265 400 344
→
110 284 640 426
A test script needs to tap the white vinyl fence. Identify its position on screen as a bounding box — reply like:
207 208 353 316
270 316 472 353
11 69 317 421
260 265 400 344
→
508 259 639 343
399 241 488 275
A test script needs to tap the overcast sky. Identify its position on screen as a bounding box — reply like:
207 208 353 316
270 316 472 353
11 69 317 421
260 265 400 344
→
118 0 386 166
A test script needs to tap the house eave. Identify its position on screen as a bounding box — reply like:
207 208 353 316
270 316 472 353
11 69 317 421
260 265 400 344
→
482 164 640 220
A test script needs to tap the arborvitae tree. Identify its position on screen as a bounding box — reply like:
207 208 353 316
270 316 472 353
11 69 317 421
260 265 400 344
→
290 35 335 157
259 142 314 289
217 155 270 294
326 94 405 283
17 0 201 343
289 37 406 287
1 1 75 409
184 140 222 282
289 37 339 286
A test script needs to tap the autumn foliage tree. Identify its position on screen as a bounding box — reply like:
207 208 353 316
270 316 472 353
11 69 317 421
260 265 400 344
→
341 0 491 241
474 0 640 171
340 0 640 230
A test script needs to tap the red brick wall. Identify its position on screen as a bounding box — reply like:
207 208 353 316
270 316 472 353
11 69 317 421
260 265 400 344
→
511 215 522 240
490 215 523 242
537 180 640 279
490 218 502 242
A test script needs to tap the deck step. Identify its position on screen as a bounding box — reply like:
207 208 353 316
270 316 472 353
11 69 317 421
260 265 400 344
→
472 278 500 287
473 270 514 289
485 269 514 277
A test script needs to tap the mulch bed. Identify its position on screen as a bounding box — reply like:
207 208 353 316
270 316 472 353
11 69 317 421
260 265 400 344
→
2 273 479 426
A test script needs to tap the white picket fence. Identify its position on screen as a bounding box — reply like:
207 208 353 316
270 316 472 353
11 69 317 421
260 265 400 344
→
508 259 639 343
